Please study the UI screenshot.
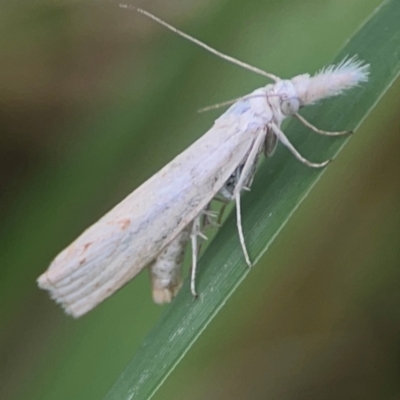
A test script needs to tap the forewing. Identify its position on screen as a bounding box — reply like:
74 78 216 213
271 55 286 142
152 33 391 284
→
38 102 263 317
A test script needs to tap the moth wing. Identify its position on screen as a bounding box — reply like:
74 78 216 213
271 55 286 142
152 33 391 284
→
38 105 262 317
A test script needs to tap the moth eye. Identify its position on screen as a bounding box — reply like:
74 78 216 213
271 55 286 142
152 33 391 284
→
281 97 300 115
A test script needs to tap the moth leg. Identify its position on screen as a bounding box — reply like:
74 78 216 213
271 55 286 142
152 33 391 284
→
235 192 252 267
150 228 190 304
234 129 267 194
295 112 350 136
190 214 203 297
270 123 331 168
202 207 220 228
232 129 267 267
207 195 230 226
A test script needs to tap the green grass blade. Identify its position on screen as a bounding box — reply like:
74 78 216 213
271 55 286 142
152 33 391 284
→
105 1 400 399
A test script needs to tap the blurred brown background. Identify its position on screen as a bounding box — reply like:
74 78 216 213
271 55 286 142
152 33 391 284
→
1 0 399 399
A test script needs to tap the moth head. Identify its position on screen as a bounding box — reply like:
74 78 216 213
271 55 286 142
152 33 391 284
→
280 94 300 115
291 57 369 106
273 79 300 116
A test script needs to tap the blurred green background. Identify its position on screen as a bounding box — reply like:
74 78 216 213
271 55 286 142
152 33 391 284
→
1 0 399 399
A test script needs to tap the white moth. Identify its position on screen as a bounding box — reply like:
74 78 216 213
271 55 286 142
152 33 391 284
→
37 6 369 317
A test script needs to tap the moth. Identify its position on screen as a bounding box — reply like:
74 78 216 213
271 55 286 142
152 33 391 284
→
37 6 369 317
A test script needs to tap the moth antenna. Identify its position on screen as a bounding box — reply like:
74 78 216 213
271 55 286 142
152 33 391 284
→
119 4 280 82
291 56 370 106
198 94 270 113
198 96 247 113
